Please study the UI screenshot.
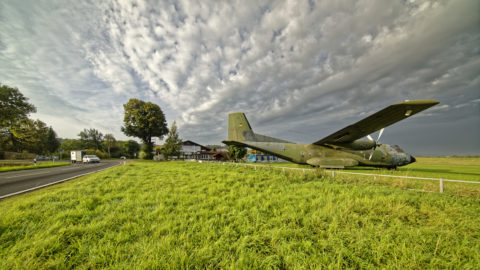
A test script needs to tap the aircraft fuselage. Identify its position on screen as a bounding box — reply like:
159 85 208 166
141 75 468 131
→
240 141 415 168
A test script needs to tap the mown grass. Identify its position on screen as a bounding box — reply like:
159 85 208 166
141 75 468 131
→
1 161 479 269
346 157 480 181
267 157 480 181
0 162 70 172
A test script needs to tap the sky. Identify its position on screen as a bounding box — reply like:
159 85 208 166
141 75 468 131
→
1 0 479 156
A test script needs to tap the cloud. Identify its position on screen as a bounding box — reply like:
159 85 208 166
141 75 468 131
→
0 0 479 155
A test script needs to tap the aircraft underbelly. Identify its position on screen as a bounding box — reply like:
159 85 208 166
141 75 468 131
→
306 157 358 168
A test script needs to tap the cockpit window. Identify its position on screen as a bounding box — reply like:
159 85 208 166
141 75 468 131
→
392 145 405 153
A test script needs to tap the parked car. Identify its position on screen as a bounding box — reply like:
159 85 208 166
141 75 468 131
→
34 155 51 161
82 155 100 163
120 156 126 159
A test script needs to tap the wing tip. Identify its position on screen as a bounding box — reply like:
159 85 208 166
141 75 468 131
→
397 99 440 106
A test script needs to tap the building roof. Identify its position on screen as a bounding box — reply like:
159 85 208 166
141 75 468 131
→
182 140 211 151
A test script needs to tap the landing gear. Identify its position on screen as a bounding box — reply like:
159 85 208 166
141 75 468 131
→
388 166 397 171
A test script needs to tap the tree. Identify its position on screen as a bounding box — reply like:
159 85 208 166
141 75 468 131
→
162 121 183 159
103 133 116 157
45 127 60 154
78 128 104 150
0 85 60 155
60 139 83 151
123 140 140 158
10 119 49 154
227 145 247 162
0 85 36 151
0 85 36 128
121 98 168 159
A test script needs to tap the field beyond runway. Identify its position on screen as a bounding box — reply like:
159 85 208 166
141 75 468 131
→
1 161 479 268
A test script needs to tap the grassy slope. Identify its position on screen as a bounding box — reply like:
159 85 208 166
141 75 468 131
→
1 161 479 269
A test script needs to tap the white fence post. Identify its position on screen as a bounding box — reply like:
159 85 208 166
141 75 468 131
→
332 170 335 178
440 179 444 193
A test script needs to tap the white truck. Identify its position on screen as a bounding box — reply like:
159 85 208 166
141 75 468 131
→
70 150 86 164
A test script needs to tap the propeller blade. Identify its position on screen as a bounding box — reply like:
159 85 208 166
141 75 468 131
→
377 128 384 141
368 147 375 160
367 134 374 141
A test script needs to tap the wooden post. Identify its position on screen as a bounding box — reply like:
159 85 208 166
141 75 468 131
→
440 179 444 193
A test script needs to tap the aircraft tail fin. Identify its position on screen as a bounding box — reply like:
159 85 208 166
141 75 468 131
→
227 113 253 142
224 113 292 144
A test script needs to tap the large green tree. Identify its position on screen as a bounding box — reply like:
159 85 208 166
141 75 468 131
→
0 85 36 151
0 85 61 155
10 119 49 154
0 85 36 128
121 98 168 159
162 121 183 159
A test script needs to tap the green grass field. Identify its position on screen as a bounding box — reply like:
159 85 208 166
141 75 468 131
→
266 157 480 180
346 157 480 180
0 162 70 172
1 160 479 269
257 157 480 196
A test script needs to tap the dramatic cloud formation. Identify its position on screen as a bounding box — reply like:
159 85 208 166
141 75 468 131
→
1 0 479 155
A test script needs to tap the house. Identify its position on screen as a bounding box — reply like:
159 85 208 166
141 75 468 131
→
181 140 214 160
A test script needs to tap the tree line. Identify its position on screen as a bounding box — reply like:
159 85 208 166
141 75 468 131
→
59 130 140 159
1 84 241 161
1 84 183 159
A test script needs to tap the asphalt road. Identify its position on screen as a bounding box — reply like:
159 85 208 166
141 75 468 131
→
0 161 122 199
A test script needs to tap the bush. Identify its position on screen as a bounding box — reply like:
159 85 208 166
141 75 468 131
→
139 151 148 160
85 149 109 159
95 150 109 159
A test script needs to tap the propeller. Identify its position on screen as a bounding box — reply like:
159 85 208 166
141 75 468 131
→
367 128 384 160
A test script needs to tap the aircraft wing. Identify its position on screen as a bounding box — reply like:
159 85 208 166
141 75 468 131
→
313 100 439 145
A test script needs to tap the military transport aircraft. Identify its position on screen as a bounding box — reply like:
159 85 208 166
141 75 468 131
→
223 100 439 169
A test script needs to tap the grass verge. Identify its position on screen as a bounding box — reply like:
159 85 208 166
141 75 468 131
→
0 162 70 172
1 161 479 268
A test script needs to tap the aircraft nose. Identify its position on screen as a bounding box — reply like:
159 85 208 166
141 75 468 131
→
409 155 416 164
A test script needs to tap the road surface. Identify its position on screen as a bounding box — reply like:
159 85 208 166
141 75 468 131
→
0 161 122 199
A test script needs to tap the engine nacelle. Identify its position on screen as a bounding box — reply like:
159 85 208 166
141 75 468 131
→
332 140 376 150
